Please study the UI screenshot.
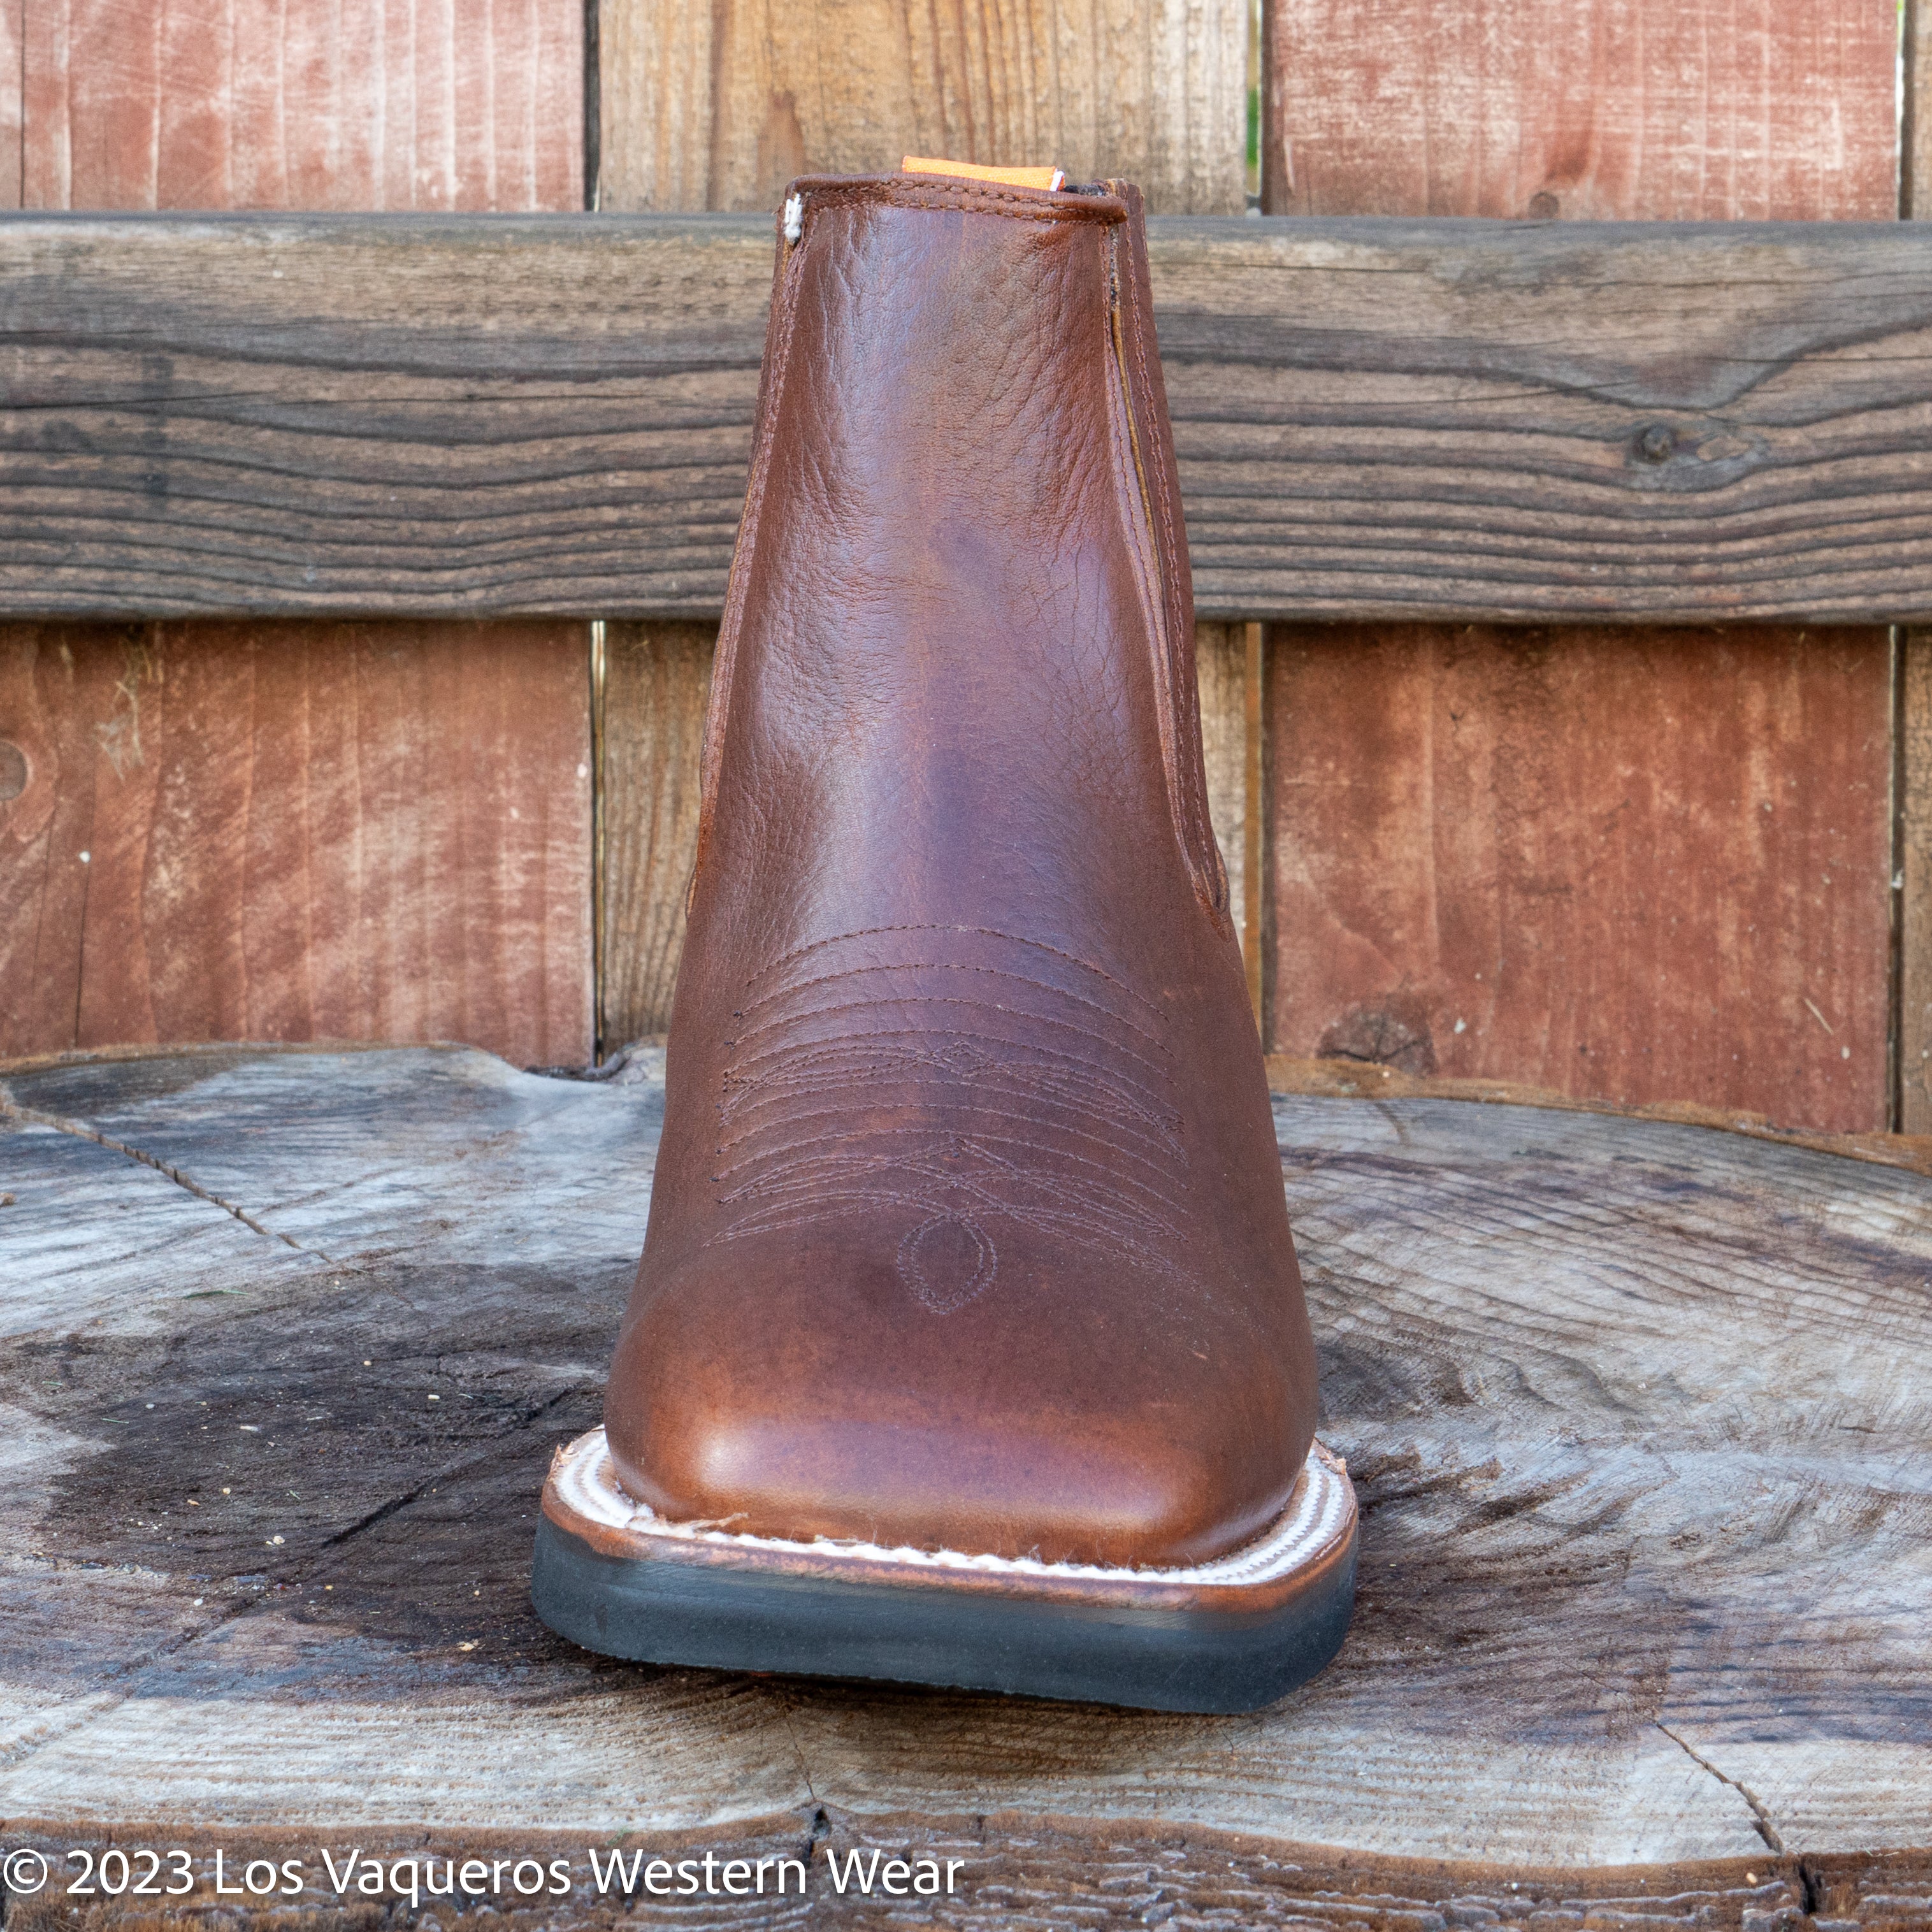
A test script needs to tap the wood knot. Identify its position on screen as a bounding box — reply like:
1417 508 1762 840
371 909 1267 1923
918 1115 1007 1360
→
1635 422 1677 464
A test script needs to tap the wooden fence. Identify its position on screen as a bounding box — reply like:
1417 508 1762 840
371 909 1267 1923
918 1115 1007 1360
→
2 0 1929 1141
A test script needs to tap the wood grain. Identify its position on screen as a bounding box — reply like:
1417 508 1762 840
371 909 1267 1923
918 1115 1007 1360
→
0 0 20 210
1257 0 1898 1132
1913 0 1932 220
1902 631 1932 1134
0 1046 1925 1877
598 0 1244 217
1266 1050 1932 1179
6 2 594 1069
1266 0 1899 221
1266 624 1893 1132
0 623 593 1065
1194 621 1249 1010
600 620 712 1047
19 0 582 212
3 1825 1926 1932
1903 12 1932 1137
13 213 1932 622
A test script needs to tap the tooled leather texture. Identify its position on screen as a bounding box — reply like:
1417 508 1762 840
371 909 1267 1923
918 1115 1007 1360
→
603 173 1318 1570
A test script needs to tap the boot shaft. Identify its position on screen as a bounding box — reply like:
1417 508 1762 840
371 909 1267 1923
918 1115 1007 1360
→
694 173 1227 948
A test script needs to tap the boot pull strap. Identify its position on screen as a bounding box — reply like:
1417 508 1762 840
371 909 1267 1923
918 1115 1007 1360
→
901 155 1066 192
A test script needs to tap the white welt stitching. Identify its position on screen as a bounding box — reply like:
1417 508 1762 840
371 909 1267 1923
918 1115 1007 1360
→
551 1427 1354 1587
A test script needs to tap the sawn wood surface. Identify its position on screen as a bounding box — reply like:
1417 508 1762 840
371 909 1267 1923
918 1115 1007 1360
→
0 621 594 1067
0 1045 1923 1928
1256 0 1901 1144
1265 0 1898 222
0 0 597 1075
599 0 1243 217
12 213 1932 622
16 0 584 213
1264 622 1894 1133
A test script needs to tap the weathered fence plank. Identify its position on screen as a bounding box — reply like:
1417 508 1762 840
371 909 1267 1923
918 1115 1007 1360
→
9 214 1932 623
19 0 582 212
0 0 19 210
1266 0 1898 224
1267 623 1893 1133
598 0 1244 217
597 619 710 1048
0 622 593 1065
1260 0 1898 1132
1 0 595 1071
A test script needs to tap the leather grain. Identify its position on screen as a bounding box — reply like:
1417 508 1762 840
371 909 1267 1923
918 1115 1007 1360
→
603 174 1318 1569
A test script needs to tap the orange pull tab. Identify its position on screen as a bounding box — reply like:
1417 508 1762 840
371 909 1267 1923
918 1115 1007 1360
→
902 155 1065 191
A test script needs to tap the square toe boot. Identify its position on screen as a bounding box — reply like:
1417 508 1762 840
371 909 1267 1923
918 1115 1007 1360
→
533 166 1357 1712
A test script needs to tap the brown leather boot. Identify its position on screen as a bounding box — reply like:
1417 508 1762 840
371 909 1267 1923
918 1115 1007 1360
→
534 162 1356 1711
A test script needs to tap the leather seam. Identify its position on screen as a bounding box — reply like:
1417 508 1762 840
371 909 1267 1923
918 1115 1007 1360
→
1118 210 1223 918
789 177 1125 226
691 217 808 884
1106 232 1224 923
1104 264 1171 809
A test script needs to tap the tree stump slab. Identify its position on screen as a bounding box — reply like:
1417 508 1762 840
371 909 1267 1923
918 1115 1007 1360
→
0 1045 1925 1929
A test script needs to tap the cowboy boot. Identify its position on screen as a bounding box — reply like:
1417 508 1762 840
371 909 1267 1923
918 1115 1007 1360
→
533 161 1356 1712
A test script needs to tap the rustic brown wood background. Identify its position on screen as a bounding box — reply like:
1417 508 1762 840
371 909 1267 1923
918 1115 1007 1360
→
20 214 1932 626
1265 0 1901 1136
0 0 593 1070
0 0 1928 1137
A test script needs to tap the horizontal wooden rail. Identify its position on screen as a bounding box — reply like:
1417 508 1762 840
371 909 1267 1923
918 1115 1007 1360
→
5 212 1932 620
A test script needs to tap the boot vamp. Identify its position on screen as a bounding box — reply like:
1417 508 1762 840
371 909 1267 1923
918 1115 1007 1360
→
607 926 1311 1570
609 1222 1300 1570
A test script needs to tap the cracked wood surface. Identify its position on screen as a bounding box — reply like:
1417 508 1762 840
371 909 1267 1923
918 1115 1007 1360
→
0 1045 1924 1924
13 215 1932 622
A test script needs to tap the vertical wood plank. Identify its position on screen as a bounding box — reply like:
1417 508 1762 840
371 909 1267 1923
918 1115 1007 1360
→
1243 622 1265 1023
1267 0 1898 221
600 0 1246 215
1903 7 1930 1127
1198 619 1265 1030
0 623 592 1065
1910 0 1931 220
600 621 713 1047
595 621 1262 1051
1267 625 1892 1134
1197 622 1248 970
1261 0 1898 1130
22 0 582 210
0 0 20 208
1900 633 1932 1132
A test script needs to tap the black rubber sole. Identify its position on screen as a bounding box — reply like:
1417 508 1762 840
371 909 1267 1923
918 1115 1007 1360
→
530 1514 1356 1712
